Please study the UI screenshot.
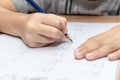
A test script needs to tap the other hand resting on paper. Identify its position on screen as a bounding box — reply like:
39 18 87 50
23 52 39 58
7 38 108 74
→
75 25 120 61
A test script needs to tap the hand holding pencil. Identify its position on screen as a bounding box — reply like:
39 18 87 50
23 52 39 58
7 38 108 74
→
26 0 73 42
13 0 72 47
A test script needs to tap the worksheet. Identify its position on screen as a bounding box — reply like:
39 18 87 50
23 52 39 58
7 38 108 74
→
0 22 119 80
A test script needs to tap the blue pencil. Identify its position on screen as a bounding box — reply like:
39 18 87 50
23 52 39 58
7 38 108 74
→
26 0 45 13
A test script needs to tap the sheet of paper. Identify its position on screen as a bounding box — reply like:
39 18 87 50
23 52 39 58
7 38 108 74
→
0 22 119 80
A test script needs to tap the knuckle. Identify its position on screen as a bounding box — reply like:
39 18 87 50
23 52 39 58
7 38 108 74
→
52 29 60 38
84 47 92 52
79 46 89 54
56 19 62 26
61 17 67 23
83 47 91 53
26 22 36 33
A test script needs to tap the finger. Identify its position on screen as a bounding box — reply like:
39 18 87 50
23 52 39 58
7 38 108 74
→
79 31 111 50
41 14 68 33
59 16 68 33
35 35 56 43
74 38 103 60
108 49 120 61
74 29 116 60
36 24 65 39
74 47 85 60
85 45 117 60
74 44 101 60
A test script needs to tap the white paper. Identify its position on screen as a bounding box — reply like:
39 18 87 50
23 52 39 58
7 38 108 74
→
0 22 119 80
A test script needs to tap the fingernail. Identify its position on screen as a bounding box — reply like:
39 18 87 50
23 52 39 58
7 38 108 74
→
86 53 95 60
75 50 84 59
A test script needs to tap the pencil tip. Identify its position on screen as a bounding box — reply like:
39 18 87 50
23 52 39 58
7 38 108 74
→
70 39 73 42
65 34 73 42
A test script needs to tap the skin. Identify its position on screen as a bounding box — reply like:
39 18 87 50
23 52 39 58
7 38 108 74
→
74 25 120 61
0 0 120 60
0 0 67 47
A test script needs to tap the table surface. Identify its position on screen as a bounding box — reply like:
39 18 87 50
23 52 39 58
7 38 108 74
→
63 15 120 80
0 15 120 80
64 15 120 22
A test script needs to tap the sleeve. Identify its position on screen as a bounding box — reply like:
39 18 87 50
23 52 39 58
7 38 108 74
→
12 0 32 13
12 0 66 14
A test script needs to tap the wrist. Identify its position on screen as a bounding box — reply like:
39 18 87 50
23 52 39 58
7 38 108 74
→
11 13 29 37
1 12 29 37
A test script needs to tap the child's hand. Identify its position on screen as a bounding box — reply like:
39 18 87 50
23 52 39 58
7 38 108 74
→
18 13 67 47
74 24 120 61
0 7 67 47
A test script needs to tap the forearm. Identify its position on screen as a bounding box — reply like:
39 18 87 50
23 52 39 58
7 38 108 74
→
0 7 28 37
0 0 17 11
